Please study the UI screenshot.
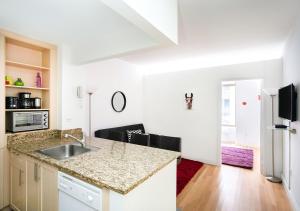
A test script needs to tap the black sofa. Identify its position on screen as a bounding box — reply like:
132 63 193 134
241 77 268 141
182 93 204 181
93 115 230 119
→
94 124 181 154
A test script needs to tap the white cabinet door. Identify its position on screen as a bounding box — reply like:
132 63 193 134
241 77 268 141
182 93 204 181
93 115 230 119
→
10 154 26 211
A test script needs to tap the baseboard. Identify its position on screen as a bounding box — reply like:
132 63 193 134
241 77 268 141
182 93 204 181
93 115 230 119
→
182 155 219 166
282 175 300 211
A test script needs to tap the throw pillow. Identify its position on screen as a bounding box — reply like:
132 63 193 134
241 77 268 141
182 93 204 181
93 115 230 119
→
127 129 142 142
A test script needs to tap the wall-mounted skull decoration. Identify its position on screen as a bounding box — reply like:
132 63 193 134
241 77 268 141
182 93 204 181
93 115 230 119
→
185 93 193 110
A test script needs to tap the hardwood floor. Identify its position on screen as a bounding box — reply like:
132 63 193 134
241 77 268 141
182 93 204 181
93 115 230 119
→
177 149 292 211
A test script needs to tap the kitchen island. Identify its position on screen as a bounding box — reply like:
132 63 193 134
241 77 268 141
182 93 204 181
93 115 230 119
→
7 129 180 211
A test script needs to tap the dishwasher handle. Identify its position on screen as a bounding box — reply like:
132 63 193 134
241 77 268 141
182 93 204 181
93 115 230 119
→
59 182 70 190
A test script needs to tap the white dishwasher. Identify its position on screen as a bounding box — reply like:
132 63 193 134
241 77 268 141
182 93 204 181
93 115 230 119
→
58 172 102 211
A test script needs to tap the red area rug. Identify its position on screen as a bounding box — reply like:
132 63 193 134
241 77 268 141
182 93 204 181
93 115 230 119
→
222 146 253 169
177 159 203 195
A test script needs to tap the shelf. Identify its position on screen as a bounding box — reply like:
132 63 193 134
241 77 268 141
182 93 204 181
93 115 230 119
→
5 109 50 111
6 60 49 71
5 85 49 91
268 126 297 134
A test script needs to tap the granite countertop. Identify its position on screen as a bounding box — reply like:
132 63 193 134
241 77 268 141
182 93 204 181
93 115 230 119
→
7 135 180 194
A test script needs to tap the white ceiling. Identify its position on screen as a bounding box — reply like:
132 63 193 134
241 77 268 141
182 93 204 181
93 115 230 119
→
0 0 159 63
121 0 300 66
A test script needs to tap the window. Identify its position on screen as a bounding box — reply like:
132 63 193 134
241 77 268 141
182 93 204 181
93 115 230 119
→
222 83 235 126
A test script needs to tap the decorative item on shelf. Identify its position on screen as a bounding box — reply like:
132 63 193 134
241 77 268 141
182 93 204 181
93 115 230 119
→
5 75 13 85
14 78 24 86
111 91 126 113
36 72 42 88
185 93 193 110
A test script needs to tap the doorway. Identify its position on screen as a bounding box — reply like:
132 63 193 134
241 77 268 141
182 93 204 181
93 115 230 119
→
221 79 262 169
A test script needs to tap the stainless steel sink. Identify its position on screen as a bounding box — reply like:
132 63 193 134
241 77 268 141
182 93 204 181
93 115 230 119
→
37 144 91 160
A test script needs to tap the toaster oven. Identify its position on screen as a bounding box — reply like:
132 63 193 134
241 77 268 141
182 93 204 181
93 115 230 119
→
6 110 49 133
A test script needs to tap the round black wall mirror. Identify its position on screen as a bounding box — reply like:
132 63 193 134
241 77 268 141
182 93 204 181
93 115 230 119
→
111 91 126 112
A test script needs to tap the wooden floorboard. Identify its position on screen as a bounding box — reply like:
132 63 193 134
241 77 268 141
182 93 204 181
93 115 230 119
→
176 149 292 211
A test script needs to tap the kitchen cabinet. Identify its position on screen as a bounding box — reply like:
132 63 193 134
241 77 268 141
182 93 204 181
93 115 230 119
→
0 147 10 209
10 153 58 211
10 154 26 211
1 29 59 209
27 158 41 211
0 148 5 208
0 30 58 131
40 164 58 211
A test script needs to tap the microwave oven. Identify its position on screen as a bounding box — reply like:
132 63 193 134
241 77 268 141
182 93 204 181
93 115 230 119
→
6 111 49 133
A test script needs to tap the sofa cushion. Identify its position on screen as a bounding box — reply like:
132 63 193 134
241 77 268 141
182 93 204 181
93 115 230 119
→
130 133 150 146
108 131 125 141
126 129 142 142
149 134 160 148
158 135 181 152
95 124 145 142
149 134 181 152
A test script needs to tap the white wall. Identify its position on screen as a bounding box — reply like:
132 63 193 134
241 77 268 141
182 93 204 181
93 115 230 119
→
235 79 261 148
60 46 86 130
60 57 143 134
81 59 143 135
143 60 282 169
282 16 300 210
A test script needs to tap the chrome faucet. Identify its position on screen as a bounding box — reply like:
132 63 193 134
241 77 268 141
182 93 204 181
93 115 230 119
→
64 134 85 147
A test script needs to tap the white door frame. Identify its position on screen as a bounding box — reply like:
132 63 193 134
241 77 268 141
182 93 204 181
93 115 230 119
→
217 78 264 172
